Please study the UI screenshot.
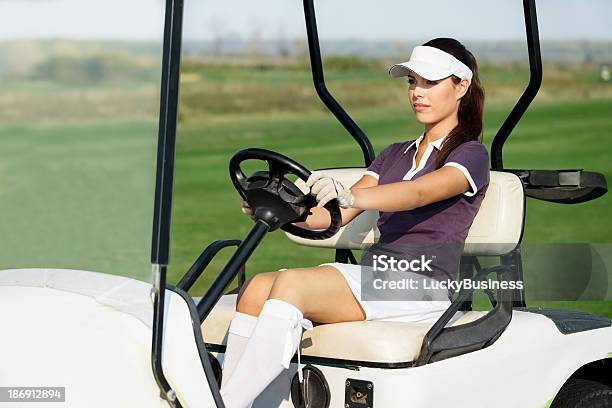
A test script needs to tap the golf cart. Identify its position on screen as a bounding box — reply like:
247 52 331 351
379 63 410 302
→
1 0 611 407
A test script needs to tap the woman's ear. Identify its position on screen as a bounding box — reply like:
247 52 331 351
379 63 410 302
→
455 78 470 100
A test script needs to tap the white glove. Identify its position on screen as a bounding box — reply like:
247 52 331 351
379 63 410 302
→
306 171 355 209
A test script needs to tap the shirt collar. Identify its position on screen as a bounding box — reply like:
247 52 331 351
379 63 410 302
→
403 133 447 154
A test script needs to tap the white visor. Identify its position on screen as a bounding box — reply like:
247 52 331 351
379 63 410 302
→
389 45 473 84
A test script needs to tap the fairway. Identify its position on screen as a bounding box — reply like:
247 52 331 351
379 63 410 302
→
1 99 611 316
170 99 612 316
0 122 157 281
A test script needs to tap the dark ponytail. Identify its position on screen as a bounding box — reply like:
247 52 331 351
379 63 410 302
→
422 38 485 169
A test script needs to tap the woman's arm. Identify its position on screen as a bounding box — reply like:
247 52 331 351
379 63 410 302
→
351 166 471 212
292 174 378 230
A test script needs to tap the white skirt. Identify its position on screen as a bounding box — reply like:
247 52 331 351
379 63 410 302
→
320 262 465 324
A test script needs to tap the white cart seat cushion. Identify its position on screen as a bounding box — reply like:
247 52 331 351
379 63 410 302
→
285 168 524 256
200 294 488 364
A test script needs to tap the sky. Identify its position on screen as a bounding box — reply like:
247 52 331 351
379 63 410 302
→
0 0 610 41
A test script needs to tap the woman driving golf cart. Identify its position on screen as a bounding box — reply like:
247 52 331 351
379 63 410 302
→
223 37 489 408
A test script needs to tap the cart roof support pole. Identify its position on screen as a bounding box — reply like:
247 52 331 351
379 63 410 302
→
303 0 375 166
150 0 185 406
491 0 542 170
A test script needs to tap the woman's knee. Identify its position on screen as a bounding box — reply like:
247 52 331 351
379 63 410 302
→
267 268 314 309
268 268 302 293
236 271 278 316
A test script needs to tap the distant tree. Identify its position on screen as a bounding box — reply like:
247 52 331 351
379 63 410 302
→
393 41 409 58
293 37 307 59
33 53 154 85
247 16 265 58
209 16 226 56
276 24 290 59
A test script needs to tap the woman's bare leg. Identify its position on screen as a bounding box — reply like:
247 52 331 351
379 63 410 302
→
236 265 366 323
268 265 366 323
235 271 279 317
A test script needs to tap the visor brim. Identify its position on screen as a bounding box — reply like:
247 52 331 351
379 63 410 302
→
389 61 451 81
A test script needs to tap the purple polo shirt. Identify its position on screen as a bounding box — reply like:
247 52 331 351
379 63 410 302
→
359 134 490 286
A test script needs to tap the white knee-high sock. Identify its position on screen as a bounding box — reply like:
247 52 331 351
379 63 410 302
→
220 311 258 390
220 299 313 408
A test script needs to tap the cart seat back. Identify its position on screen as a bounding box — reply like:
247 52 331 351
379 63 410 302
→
285 168 524 256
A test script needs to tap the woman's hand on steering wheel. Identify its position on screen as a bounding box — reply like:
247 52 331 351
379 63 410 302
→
229 148 342 240
240 198 256 220
306 171 356 209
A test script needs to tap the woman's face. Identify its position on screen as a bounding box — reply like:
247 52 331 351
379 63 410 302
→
406 72 469 126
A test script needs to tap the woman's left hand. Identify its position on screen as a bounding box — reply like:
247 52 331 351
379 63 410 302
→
306 171 355 209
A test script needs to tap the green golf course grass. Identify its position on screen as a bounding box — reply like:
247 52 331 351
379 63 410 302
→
2 97 609 316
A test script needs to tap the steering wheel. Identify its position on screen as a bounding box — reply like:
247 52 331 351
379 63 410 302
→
229 148 342 240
